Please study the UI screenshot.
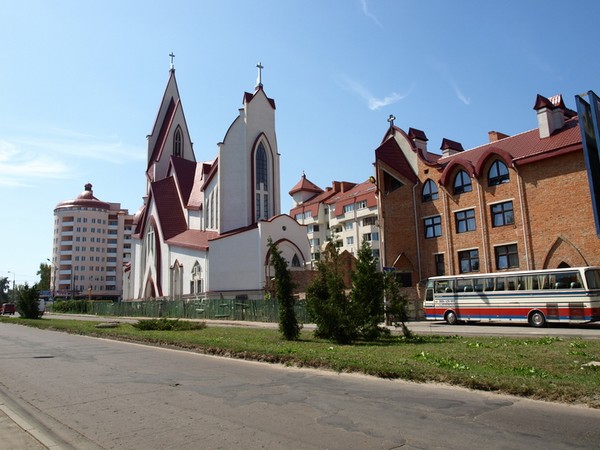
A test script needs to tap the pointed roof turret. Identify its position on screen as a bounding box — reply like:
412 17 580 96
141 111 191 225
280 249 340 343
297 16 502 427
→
289 173 323 196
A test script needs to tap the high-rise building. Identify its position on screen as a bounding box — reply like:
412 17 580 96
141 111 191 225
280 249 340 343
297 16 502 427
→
51 183 133 300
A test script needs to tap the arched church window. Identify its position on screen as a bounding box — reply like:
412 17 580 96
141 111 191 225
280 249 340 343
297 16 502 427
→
255 142 270 221
173 126 183 158
190 261 202 294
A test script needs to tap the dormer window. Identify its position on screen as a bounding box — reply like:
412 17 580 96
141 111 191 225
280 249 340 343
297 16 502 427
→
173 126 183 157
453 170 472 194
488 160 509 186
422 179 439 202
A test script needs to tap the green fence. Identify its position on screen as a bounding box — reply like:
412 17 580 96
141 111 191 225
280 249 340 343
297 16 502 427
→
85 298 311 323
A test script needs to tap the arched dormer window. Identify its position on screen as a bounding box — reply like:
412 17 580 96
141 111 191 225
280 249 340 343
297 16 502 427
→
488 160 509 186
173 126 183 158
292 254 301 268
453 170 472 195
255 142 270 221
422 179 439 202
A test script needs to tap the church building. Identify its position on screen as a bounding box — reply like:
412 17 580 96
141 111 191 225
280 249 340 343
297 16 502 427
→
123 62 310 300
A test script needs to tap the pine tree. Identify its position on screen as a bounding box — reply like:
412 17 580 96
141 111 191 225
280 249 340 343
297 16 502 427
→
351 240 385 340
306 242 357 344
16 283 44 319
384 271 412 338
268 238 301 340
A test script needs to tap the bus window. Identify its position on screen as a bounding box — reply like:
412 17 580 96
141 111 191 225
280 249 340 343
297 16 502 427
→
457 279 473 292
495 278 505 291
483 278 494 291
435 280 454 293
554 271 581 289
473 280 484 292
585 269 600 289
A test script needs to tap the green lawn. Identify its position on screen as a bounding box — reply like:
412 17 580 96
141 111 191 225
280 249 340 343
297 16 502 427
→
2 316 599 408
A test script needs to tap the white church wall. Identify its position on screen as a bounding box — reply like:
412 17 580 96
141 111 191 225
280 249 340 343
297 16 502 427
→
208 229 262 293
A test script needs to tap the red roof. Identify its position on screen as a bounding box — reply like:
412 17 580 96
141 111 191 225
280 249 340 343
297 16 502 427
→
170 156 197 206
325 180 378 216
289 174 323 195
166 229 218 251
151 177 187 241
375 137 419 184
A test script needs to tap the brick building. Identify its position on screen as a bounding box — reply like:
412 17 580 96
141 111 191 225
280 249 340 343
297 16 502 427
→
373 93 600 305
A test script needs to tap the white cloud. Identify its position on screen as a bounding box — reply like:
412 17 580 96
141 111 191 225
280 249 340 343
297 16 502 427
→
340 76 413 110
0 128 145 187
359 0 383 28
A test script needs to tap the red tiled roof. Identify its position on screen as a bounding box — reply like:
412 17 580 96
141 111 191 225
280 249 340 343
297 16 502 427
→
170 156 197 206
440 118 581 168
326 180 378 216
151 177 187 241
289 183 349 217
289 174 323 195
166 229 218 251
375 137 419 184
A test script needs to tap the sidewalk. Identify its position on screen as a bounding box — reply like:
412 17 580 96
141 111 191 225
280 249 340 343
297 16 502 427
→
0 404 52 449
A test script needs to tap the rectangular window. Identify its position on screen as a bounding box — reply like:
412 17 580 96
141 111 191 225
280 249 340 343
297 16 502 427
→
347 236 354 245
372 249 380 258
344 222 353 230
372 232 379 241
362 216 376 226
304 210 312 218
458 249 479 273
435 254 445 276
356 200 367 209
295 213 303 221
309 238 320 246
424 215 442 238
491 201 514 227
455 209 476 233
343 203 355 213
495 244 519 270
363 233 372 241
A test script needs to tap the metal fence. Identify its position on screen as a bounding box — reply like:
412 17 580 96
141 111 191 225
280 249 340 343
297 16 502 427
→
86 298 311 323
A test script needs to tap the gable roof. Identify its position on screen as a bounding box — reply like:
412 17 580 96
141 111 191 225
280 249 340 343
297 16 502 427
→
375 137 419 184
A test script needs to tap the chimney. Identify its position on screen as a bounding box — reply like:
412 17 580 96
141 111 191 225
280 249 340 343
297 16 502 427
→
408 127 428 153
533 94 576 139
488 131 510 142
440 138 464 157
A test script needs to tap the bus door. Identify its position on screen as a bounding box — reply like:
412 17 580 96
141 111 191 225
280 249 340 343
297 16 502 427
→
432 279 457 320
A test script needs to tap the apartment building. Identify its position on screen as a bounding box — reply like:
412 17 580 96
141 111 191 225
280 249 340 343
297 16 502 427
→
373 93 600 301
289 176 379 263
51 183 133 300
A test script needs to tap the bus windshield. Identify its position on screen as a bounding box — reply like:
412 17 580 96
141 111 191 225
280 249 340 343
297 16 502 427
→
585 268 600 289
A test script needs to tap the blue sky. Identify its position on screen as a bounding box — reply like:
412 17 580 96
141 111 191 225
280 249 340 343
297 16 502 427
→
2 0 600 286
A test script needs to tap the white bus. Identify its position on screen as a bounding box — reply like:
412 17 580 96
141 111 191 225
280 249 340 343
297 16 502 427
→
424 267 600 327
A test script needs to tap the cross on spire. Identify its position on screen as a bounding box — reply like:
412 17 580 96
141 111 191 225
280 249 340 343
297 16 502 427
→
387 114 396 128
169 52 176 70
256 62 264 88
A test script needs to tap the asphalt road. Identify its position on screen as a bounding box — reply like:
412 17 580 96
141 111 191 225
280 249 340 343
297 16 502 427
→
1 322 599 449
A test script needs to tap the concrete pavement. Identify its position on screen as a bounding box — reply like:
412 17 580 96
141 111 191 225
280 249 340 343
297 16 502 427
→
0 403 54 449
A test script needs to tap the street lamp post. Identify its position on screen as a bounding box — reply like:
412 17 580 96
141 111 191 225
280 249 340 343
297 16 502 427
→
7 271 15 303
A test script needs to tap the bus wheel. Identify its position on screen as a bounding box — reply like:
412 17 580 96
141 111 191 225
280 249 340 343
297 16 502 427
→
445 310 458 325
528 311 546 328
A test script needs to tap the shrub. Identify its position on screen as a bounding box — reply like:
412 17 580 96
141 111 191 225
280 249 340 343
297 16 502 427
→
16 284 44 319
132 318 206 331
52 299 93 314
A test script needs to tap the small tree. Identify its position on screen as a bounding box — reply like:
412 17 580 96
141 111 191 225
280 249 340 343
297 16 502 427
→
384 271 412 338
268 237 301 340
351 240 385 340
306 242 357 344
36 263 51 291
0 277 9 304
16 283 44 319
